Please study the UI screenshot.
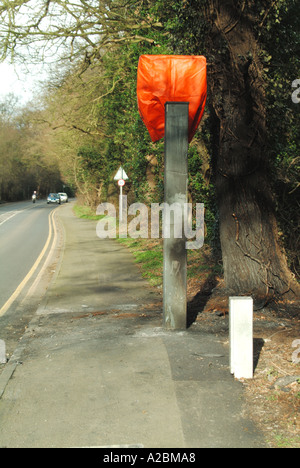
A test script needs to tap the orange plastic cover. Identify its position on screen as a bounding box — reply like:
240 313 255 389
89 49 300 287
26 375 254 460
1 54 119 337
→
137 55 207 143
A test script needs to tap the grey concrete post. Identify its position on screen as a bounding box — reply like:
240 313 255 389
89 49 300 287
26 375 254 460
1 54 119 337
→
229 297 253 379
163 102 189 329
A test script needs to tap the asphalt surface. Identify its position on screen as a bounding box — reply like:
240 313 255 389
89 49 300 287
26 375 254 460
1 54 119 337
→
0 202 268 448
0 200 58 311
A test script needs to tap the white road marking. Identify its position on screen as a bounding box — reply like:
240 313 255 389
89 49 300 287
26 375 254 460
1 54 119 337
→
0 211 20 227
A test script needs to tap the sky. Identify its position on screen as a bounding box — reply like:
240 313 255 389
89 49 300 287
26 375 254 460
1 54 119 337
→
0 61 47 105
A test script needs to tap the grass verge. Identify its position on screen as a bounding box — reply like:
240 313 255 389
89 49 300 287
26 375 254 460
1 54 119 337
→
72 202 216 289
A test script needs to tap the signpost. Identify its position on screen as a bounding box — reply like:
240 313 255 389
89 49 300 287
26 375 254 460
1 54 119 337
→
163 102 189 329
114 167 128 223
137 55 207 329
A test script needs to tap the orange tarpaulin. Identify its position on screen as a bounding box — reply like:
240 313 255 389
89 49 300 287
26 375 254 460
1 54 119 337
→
137 55 207 143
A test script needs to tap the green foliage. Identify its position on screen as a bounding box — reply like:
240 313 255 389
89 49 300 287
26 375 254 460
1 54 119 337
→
0 98 62 201
77 145 105 185
259 0 300 276
93 39 170 204
2 0 296 273
188 144 216 244
149 0 300 275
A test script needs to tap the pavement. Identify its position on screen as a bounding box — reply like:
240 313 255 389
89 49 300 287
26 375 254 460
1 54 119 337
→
0 202 267 448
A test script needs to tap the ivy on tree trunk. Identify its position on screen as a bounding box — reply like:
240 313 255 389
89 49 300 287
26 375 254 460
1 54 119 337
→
204 0 300 303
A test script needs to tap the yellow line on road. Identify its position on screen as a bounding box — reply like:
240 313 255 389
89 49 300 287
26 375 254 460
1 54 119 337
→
0 207 59 318
25 205 59 299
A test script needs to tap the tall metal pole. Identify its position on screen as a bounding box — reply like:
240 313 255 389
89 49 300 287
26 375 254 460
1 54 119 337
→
163 102 189 329
119 184 123 223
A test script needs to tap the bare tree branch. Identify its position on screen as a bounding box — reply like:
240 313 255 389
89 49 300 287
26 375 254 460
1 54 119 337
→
0 0 162 66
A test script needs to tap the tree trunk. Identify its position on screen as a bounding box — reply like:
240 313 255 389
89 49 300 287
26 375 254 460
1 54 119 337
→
206 1 300 305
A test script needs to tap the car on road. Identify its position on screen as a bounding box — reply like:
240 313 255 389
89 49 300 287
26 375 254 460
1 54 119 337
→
58 192 68 203
47 193 61 204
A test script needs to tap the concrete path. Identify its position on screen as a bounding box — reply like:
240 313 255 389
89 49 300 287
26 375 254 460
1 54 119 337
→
0 203 267 448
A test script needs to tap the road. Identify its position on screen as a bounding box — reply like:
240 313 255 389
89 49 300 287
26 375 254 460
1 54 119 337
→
0 200 60 317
